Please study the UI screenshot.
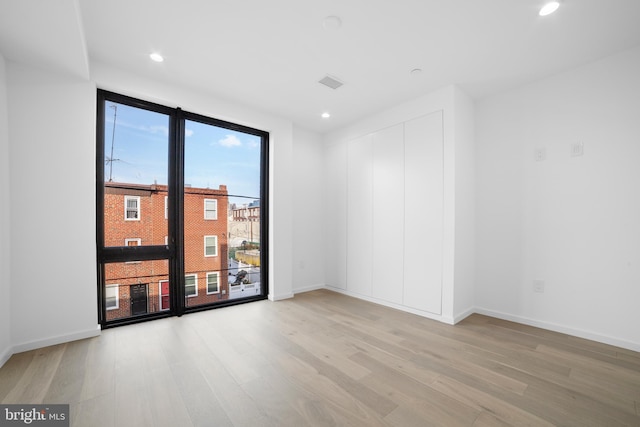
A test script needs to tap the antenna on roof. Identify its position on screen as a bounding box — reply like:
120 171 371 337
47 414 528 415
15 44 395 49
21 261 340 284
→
107 104 118 182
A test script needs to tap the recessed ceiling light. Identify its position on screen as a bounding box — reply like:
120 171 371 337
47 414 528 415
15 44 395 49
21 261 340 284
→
321 112 331 119
410 68 423 76
149 53 164 62
322 16 342 30
539 1 560 16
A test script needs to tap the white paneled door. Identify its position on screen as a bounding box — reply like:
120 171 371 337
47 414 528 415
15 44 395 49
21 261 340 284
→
347 134 373 296
372 124 405 304
404 111 444 314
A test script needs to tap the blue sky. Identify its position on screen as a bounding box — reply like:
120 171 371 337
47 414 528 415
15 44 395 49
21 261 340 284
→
105 101 262 205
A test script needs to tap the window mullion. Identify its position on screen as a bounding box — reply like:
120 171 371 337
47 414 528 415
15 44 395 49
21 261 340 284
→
170 108 186 315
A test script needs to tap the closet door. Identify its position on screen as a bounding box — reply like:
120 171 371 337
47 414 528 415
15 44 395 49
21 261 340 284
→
404 111 443 314
347 134 373 296
372 124 404 304
324 141 347 290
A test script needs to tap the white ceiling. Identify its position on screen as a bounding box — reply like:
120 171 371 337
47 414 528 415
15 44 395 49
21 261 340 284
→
1 0 640 133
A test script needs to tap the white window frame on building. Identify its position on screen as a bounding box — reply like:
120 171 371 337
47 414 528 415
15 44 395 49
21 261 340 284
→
206 272 220 294
204 199 218 220
125 238 141 246
124 238 142 264
158 280 170 311
204 235 218 257
106 285 119 310
185 274 198 297
124 195 140 221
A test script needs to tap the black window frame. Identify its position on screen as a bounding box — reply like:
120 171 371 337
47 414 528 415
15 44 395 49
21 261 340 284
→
96 89 269 328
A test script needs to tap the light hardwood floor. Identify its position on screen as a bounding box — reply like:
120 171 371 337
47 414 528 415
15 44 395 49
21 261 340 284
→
1 289 639 426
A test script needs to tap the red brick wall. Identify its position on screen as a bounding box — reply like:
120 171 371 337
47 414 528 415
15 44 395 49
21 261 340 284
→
183 187 229 307
104 183 228 321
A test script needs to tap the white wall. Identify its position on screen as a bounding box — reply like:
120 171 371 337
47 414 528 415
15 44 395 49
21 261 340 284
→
292 126 325 293
0 59 298 361
0 53 11 366
475 46 640 351
323 139 347 291
91 61 295 301
453 87 476 320
8 63 99 352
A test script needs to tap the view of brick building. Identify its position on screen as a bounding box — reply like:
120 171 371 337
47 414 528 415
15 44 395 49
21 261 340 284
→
104 182 229 321
231 200 260 223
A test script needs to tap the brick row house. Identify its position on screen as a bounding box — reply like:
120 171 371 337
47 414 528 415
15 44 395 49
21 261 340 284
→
104 182 229 321
231 200 260 223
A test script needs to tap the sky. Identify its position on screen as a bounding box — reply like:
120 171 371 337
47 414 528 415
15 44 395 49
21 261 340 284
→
104 101 262 205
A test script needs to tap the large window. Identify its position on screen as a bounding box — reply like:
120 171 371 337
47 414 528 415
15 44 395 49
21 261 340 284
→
96 90 268 327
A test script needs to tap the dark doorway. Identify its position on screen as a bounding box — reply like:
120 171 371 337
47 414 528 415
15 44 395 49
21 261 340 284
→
130 284 148 315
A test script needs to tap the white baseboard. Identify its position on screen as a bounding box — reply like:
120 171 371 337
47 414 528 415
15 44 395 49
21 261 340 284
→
318 291 640 352
453 306 475 324
475 307 640 353
293 283 326 294
268 292 294 301
0 344 12 369
12 325 101 355
325 286 451 323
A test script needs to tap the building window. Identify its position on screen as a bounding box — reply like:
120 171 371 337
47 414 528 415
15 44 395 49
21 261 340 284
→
125 238 141 247
204 235 218 257
124 196 140 220
106 285 119 310
206 272 220 294
159 280 170 311
124 238 141 264
204 199 217 220
185 274 197 297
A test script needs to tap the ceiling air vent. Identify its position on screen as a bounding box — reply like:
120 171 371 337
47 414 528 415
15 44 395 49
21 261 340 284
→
318 75 344 90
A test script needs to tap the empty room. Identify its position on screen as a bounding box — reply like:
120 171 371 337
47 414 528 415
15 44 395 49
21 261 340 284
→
1 0 639 426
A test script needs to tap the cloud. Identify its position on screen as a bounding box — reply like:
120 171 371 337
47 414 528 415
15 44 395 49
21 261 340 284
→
185 129 194 137
147 125 169 136
218 134 242 148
